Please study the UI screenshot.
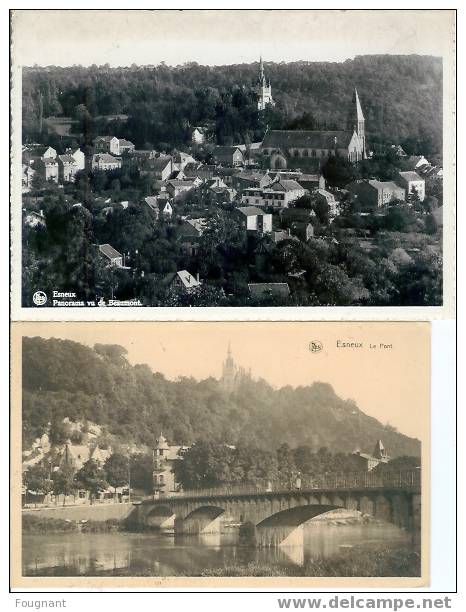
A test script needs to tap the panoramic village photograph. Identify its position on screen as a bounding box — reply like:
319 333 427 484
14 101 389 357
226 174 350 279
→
16 11 445 308
16 322 427 581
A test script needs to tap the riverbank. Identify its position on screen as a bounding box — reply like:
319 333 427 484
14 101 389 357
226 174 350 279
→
22 514 125 534
31 545 418 578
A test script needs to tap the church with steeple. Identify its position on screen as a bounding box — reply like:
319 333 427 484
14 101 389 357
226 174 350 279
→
260 87 367 169
221 344 251 392
254 57 275 111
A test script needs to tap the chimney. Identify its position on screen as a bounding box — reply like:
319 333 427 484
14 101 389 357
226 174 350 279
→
196 272 200 283
334 136 338 147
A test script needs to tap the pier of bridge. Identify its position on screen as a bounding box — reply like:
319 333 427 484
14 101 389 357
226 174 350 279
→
130 470 421 547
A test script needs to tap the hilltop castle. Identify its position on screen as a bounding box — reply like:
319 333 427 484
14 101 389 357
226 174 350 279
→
254 57 275 111
221 344 251 392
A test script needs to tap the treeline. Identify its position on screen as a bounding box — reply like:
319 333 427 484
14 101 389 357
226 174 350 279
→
174 440 421 490
23 55 442 152
22 337 421 458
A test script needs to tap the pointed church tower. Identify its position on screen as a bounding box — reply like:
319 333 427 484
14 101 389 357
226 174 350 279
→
254 56 275 111
222 343 236 392
348 88 367 160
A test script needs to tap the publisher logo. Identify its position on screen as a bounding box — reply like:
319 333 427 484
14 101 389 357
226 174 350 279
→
32 291 47 306
309 340 323 353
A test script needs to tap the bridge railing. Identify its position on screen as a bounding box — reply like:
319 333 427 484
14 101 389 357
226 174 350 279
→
165 469 421 500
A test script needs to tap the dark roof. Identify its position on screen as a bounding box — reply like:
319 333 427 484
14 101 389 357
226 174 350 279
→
262 130 354 150
58 154 75 164
214 146 242 155
144 156 172 171
237 206 268 216
398 171 423 182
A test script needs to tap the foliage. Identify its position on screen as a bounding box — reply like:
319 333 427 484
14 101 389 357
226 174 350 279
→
23 463 53 496
104 453 129 491
23 55 442 154
75 459 108 503
51 465 77 505
22 338 421 460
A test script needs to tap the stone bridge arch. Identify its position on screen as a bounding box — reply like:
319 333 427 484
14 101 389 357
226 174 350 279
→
255 504 340 547
145 504 176 530
177 505 226 535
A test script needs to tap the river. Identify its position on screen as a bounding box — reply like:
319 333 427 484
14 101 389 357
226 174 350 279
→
22 520 416 577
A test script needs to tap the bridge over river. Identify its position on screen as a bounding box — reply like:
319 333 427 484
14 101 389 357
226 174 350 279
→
131 470 421 547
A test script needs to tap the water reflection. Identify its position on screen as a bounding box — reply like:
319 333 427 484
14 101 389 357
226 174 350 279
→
23 519 414 577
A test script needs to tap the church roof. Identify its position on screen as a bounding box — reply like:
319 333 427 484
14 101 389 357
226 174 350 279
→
354 88 365 122
261 130 355 151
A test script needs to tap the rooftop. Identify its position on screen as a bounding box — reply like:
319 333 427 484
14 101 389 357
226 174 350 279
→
99 243 122 260
262 129 355 150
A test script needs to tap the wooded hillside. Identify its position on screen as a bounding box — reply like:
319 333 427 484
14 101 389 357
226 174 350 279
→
22 55 442 153
22 336 421 458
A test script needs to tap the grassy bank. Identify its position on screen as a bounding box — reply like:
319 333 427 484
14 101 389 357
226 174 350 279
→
22 514 124 534
198 546 421 577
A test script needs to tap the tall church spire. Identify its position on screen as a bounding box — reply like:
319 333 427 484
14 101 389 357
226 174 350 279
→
348 87 366 160
254 56 275 111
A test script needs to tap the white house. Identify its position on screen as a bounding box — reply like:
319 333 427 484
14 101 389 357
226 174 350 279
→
397 171 425 202
261 179 306 208
236 206 272 233
71 148 85 170
98 243 124 267
92 153 122 172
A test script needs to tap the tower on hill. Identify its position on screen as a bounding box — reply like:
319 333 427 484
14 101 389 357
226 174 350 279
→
221 344 250 392
254 57 275 111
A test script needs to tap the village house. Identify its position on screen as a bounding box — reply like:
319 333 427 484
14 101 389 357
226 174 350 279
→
167 179 196 201
152 433 189 497
191 126 207 144
404 155 430 172
173 151 196 170
212 145 245 167
236 206 273 234
43 158 59 183
178 218 207 256
261 179 307 208
348 179 406 209
167 270 202 293
27 145 57 161
140 155 174 181
58 154 79 182
98 243 124 267
94 136 135 156
396 171 425 202
233 170 272 194
352 440 390 472
70 147 85 170
91 153 122 172
315 188 340 216
296 173 326 192
144 196 173 219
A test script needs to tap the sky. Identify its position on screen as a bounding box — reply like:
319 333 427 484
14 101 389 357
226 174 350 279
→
16 322 429 440
11 10 454 67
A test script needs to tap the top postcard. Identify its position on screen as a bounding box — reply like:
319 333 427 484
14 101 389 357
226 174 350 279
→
10 9 456 320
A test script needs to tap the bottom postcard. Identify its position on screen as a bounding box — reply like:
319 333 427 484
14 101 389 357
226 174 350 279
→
11 321 430 588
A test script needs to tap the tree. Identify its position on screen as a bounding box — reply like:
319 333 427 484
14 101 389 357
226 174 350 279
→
75 459 108 504
104 453 129 495
52 466 77 506
24 463 53 505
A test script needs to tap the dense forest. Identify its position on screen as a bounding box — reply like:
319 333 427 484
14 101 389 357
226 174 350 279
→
22 55 442 153
23 336 420 460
